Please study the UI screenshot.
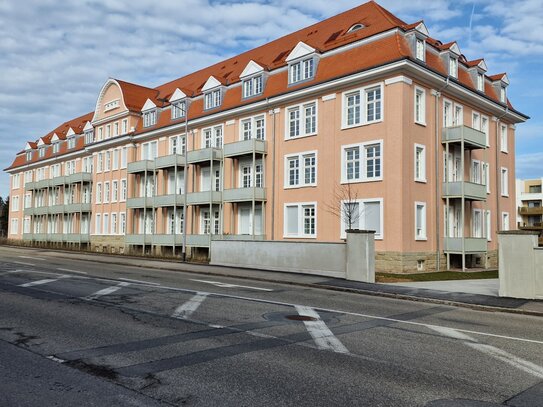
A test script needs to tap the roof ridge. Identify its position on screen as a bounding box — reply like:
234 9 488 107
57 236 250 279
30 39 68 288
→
369 1 407 27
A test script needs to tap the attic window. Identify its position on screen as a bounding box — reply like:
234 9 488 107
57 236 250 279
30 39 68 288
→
500 86 507 103
289 58 315 84
67 136 76 149
243 75 263 99
204 89 222 110
477 72 485 92
84 129 94 144
53 142 60 154
449 56 458 79
348 24 365 33
172 100 186 120
38 146 46 158
415 38 426 61
104 99 120 112
26 151 33 161
143 109 157 127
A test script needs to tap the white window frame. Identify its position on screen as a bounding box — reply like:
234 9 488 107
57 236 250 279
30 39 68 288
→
414 86 426 125
112 181 118 202
121 147 127 169
201 125 223 148
486 210 492 241
141 141 158 160
500 124 508 153
501 167 509 197
12 174 20 189
171 100 186 120
119 212 126 235
120 179 127 202
288 57 315 85
96 182 102 204
283 202 317 238
239 114 266 141
169 134 187 155
414 144 426 183
242 75 264 99
472 208 484 238
143 109 157 128
103 213 109 235
341 140 383 184
481 115 489 147
449 56 458 78
415 202 427 241
284 100 318 140
477 72 485 92
501 212 510 231
284 151 317 189
104 182 110 203
339 198 384 240
204 89 222 110
341 83 384 129
122 119 128 134
415 37 426 61
95 214 102 235
443 98 453 128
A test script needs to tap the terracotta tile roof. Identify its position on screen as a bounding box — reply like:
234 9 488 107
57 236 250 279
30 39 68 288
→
488 73 507 82
116 79 162 112
466 58 484 68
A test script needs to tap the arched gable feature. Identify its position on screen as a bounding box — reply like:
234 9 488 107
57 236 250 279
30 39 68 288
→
91 78 129 124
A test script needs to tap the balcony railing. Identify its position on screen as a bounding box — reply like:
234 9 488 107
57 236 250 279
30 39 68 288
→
155 154 186 169
442 125 486 149
519 207 543 216
187 147 223 164
125 234 153 245
126 197 154 208
443 237 488 253
186 191 222 205
65 203 92 213
186 234 211 247
223 139 267 157
223 187 266 202
154 194 186 207
66 172 92 184
519 223 543 231
152 234 184 246
127 160 154 174
442 181 487 201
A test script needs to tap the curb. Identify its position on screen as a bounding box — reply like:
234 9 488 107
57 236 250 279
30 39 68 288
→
3 244 542 318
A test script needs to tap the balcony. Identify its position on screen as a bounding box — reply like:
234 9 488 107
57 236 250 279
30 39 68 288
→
127 160 154 174
442 125 486 149
66 172 92 184
51 176 66 187
223 187 266 202
126 197 154 208
519 223 543 231
33 206 49 216
152 234 184 246
187 148 223 164
26 179 51 190
519 207 543 216
223 139 267 158
22 233 33 241
442 181 487 201
23 207 35 216
125 234 153 245
25 181 38 190
186 234 211 247
65 203 92 213
49 233 64 243
444 237 487 253
32 233 48 242
49 205 65 214
186 191 222 205
154 194 186 207
155 154 186 169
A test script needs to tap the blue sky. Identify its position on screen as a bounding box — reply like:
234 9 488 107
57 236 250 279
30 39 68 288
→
0 0 541 197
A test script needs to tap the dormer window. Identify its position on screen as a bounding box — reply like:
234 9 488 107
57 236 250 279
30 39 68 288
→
84 130 94 144
143 109 157 127
290 57 314 84
415 38 426 61
204 89 222 110
242 75 263 99
347 24 364 33
38 147 45 158
67 136 76 149
449 57 458 78
53 142 60 154
500 86 507 103
477 72 485 92
171 100 186 120
26 151 32 161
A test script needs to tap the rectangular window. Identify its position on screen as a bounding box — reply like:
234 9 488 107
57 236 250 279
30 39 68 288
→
416 38 425 61
486 210 492 241
96 183 102 204
112 149 119 170
449 57 458 78
53 142 60 153
343 84 383 128
243 75 263 98
342 141 382 183
120 179 127 201
454 104 463 126
143 110 157 127
104 182 110 203
477 73 485 92
414 144 426 182
500 87 507 103
103 213 109 235
500 124 508 153
10 218 18 235
38 147 45 158
502 212 510 231
111 213 117 234
201 125 223 148
240 115 265 140
106 125 111 139
142 141 158 160
112 181 118 202
67 137 76 149
114 122 119 136
95 214 101 235
415 202 427 240
105 151 111 171
284 203 317 238
121 147 127 168
340 199 383 240
472 209 483 238
472 160 482 184
289 57 315 84
97 153 103 172
484 162 490 193
204 89 222 110
284 152 317 188
414 87 426 124
285 101 317 139
26 151 32 161
169 135 187 155
501 167 508 196
122 119 128 134
472 112 481 131
11 196 19 211
98 127 103 141
120 212 126 235
171 101 186 120
481 115 489 146
12 174 20 189
443 100 453 127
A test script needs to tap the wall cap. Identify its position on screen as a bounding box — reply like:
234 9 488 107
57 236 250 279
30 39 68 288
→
498 230 539 235
346 230 375 234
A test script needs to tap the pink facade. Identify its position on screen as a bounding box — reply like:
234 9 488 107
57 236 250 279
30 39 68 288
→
5 2 527 271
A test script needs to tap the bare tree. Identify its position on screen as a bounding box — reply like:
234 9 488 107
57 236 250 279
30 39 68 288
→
324 183 361 232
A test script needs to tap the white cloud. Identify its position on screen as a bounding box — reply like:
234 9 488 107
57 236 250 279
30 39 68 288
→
516 152 543 180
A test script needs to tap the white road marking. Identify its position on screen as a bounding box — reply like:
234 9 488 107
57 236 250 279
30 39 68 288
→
295 305 349 354
57 268 87 275
46 355 66 363
84 282 130 300
0 270 23 276
119 277 160 286
19 275 70 287
172 292 209 319
18 255 45 260
12 261 35 266
431 326 543 379
190 279 273 292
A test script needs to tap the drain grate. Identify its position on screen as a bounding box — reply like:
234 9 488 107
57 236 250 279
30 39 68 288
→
285 315 317 322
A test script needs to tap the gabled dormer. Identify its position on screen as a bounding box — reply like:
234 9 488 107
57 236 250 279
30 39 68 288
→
405 21 429 62
240 60 265 99
51 133 61 153
438 42 461 79
286 41 319 85
83 121 94 144
142 98 158 128
466 59 488 93
202 76 223 111
37 138 47 158
490 73 510 104
25 142 34 161
66 128 76 149
169 88 188 120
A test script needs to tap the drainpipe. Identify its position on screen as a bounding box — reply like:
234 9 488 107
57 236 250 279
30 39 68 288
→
268 99 277 240
181 105 189 262
495 107 509 234
432 77 450 271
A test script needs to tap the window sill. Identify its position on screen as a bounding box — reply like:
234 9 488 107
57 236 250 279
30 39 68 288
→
415 179 427 184
415 237 428 241
415 121 427 127
341 119 383 131
341 178 383 185
285 132 317 141
284 184 317 190
501 149 508 154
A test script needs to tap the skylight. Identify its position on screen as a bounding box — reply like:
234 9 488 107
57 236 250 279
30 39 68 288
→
348 23 365 33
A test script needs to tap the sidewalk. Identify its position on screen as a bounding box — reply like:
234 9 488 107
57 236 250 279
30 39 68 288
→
5 245 543 317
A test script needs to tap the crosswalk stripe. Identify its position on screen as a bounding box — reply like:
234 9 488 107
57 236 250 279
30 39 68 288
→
84 282 130 300
172 292 209 319
294 305 349 354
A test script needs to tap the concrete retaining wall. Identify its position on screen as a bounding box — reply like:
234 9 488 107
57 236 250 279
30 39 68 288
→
498 231 543 300
210 231 375 282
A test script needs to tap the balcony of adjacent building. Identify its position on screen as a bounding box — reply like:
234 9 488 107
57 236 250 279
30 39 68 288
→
518 206 543 216
442 125 487 150
22 232 90 244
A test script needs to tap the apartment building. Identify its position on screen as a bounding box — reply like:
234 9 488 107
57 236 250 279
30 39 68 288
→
5 1 528 272
516 178 543 246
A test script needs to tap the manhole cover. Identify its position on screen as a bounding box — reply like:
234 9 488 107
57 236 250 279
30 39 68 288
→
285 315 317 321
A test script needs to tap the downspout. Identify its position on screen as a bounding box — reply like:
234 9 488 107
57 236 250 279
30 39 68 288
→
433 77 450 271
495 107 509 234
268 99 277 240
182 104 189 261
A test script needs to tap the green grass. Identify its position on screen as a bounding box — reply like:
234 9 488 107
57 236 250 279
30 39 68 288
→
376 270 498 282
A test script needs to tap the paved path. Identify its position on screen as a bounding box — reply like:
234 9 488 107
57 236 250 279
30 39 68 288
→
386 279 500 296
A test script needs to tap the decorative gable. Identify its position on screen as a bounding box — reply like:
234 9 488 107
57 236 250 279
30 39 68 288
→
202 76 222 92
449 42 461 56
477 60 488 72
51 133 60 142
37 138 47 146
83 121 93 132
142 98 157 112
25 142 34 151
240 60 264 79
66 127 75 137
415 22 429 37
286 41 316 62
169 88 187 102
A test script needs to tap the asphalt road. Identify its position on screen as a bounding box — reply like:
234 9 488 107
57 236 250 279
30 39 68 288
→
0 246 542 407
